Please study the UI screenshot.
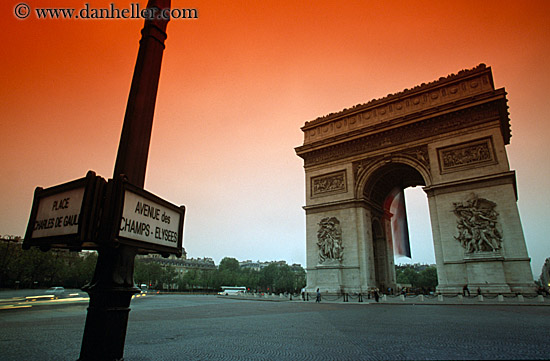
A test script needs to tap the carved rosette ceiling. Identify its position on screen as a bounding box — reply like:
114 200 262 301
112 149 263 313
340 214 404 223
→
317 217 344 264
453 194 503 253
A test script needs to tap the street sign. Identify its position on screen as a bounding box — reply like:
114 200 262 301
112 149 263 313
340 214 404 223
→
23 171 105 251
109 179 184 256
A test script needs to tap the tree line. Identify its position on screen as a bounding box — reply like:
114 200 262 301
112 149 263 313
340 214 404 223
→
136 257 307 294
0 241 97 289
395 263 438 292
0 242 306 294
1 239 435 293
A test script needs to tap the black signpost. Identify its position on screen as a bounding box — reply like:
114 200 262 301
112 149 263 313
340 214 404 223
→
22 1 176 360
79 1 172 359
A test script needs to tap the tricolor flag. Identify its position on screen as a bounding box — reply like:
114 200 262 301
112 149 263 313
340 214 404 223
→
383 187 412 258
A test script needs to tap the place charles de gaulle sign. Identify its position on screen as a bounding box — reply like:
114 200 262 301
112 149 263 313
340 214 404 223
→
23 171 184 257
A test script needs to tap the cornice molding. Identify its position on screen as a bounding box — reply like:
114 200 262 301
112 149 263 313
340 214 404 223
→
423 171 517 199
298 101 502 167
300 65 499 144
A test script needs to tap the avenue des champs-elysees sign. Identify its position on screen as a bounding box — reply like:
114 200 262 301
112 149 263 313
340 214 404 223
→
101 177 185 257
24 171 184 257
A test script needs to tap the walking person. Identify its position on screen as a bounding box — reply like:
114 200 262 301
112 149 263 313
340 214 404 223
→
374 288 380 302
462 284 471 297
316 288 321 303
301 287 306 301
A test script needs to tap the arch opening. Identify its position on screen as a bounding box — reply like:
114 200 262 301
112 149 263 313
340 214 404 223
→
362 162 435 292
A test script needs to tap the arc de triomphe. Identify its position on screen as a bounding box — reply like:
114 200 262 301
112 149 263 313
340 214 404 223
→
295 64 535 295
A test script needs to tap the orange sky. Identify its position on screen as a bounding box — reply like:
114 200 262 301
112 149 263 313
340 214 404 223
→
1 0 549 275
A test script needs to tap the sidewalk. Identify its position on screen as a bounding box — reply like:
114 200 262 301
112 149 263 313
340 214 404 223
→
222 292 550 306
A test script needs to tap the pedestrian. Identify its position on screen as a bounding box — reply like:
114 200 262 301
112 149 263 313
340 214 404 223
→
462 284 470 297
477 287 482 296
374 288 380 302
316 288 321 303
301 287 306 301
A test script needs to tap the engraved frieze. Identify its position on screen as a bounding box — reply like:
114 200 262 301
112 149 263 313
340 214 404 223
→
438 137 496 173
311 170 347 197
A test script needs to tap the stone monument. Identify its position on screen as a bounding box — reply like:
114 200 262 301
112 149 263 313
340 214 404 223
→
295 64 536 295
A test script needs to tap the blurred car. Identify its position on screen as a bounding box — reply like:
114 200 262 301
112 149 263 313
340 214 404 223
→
44 287 65 297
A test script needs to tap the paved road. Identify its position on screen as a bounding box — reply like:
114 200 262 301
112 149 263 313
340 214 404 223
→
1 294 549 360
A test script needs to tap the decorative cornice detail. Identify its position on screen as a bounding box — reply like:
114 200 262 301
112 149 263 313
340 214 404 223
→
301 64 494 145
423 171 517 199
300 103 500 167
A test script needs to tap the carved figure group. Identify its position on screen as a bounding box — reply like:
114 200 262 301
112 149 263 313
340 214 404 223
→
443 143 491 168
312 174 345 195
453 195 502 253
317 217 344 263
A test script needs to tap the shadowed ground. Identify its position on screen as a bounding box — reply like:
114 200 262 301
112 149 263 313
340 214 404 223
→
1 294 548 360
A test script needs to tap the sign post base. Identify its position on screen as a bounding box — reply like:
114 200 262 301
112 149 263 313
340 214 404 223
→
79 245 140 361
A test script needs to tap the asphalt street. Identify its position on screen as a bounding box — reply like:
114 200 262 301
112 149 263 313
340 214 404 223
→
1 294 549 360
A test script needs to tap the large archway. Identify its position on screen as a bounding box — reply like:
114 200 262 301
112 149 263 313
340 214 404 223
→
296 65 536 295
360 162 427 291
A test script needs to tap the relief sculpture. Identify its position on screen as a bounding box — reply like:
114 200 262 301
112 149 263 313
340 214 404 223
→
442 143 491 168
311 171 346 197
439 138 495 173
453 194 503 253
317 217 344 263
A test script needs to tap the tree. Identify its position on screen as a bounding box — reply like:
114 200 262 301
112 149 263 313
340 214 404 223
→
218 257 240 273
258 263 305 294
396 264 438 291
293 266 307 292
417 267 438 290
134 261 164 289
218 257 240 286
159 265 178 290
259 263 278 292
273 264 294 293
